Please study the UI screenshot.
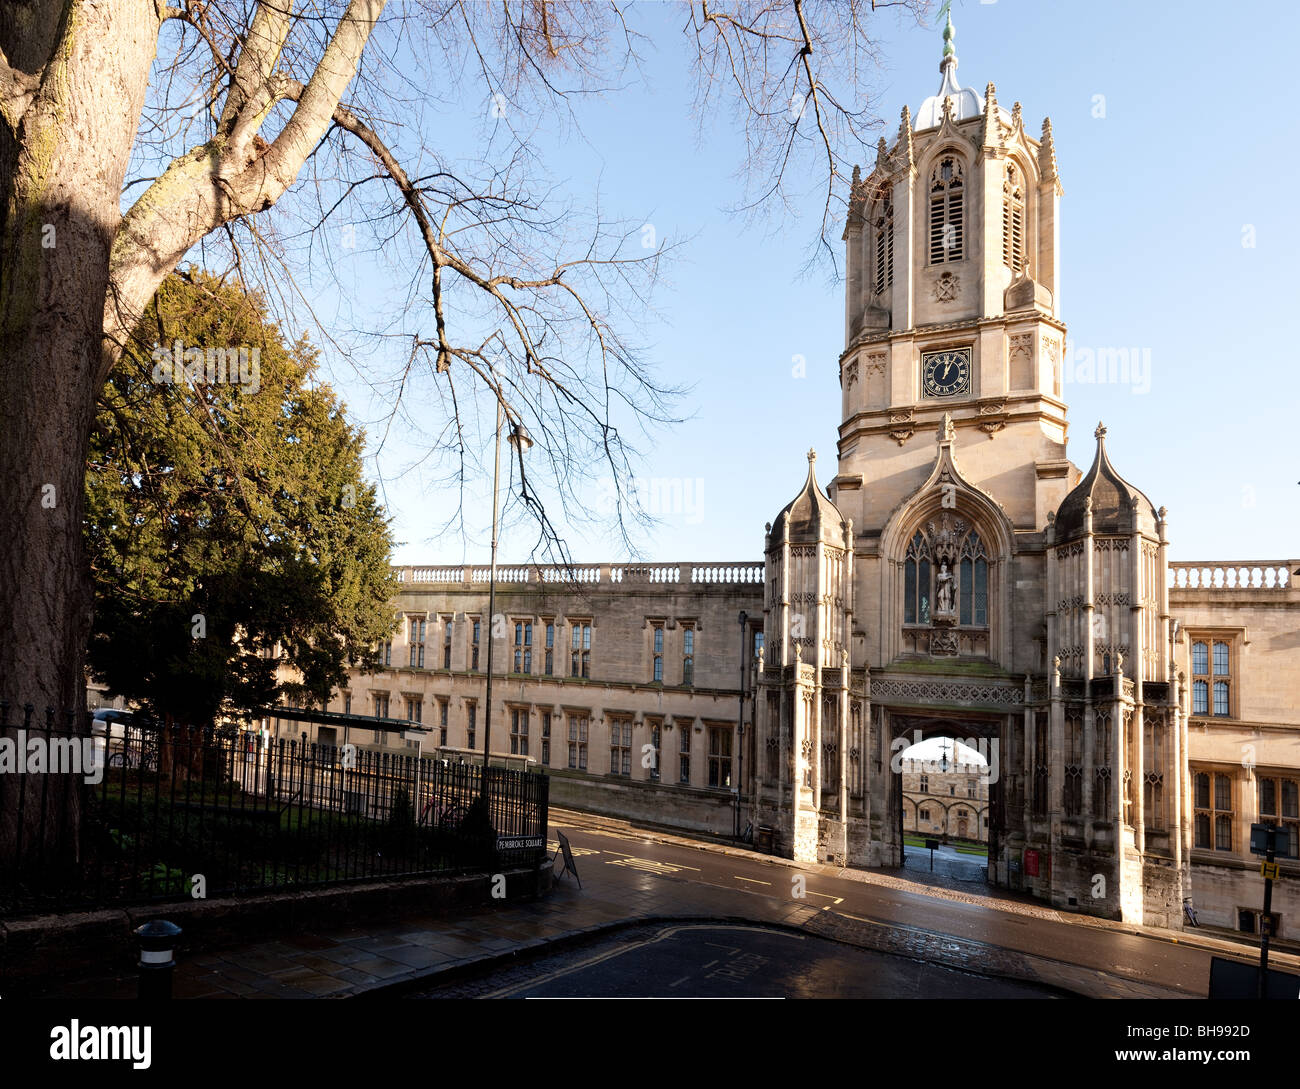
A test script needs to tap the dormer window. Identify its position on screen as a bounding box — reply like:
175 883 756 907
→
873 195 894 296
929 156 964 264
1002 162 1025 271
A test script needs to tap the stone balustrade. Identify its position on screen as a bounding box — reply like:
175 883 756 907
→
393 561 764 588
1168 561 1297 591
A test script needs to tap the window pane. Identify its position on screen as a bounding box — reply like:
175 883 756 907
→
1213 642 1229 675
1214 774 1230 812
1283 780 1299 819
1260 778 1276 817
904 560 916 624
1195 813 1210 848
1195 772 1209 809
1193 681 1208 715
918 559 931 625
974 558 988 627
1215 815 1232 851
1192 642 1208 675
1213 681 1229 716
959 557 972 626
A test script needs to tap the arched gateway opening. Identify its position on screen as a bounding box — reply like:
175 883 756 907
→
889 714 1004 887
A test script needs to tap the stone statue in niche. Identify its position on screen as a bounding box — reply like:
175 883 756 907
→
936 562 955 614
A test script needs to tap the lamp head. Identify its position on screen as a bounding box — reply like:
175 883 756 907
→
508 422 533 453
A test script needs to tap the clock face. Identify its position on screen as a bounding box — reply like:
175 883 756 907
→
922 348 971 398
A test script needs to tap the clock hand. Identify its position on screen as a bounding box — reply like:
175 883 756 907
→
942 361 952 379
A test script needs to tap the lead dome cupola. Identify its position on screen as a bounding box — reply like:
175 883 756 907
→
913 12 1011 131
769 449 847 547
1053 423 1158 541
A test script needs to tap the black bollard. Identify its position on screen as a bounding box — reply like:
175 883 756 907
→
134 919 182 1000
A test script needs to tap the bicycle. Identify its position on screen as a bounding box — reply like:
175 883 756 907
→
1183 897 1199 927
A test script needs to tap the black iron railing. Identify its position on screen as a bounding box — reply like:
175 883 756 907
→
0 702 548 914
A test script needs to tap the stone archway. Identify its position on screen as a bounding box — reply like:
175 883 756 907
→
887 711 1005 884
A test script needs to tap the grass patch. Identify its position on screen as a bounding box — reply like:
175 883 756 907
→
903 834 988 856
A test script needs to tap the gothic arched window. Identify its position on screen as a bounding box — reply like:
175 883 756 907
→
929 156 964 264
905 522 991 634
873 195 894 296
904 531 931 624
1002 162 1025 271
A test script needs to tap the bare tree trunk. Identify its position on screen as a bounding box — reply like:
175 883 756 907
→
0 0 385 867
0 0 160 863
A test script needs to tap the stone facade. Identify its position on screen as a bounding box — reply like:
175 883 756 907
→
747 20 1297 933
1169 567 1300 933
304 563 763 838
902 758 988 842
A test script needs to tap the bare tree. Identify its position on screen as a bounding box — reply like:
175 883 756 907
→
0 0 926 859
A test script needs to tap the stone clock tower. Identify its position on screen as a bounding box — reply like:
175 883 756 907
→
754 15 1189 928
834 11 1070 538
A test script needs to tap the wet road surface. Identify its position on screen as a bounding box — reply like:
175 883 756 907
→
413 922 1066 999
544 812 1234 997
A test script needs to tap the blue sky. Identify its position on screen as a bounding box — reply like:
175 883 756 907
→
304 1 1298 567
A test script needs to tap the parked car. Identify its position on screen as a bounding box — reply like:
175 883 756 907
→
91 708 158 770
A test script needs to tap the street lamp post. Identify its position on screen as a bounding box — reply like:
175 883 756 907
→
481 401 532 804
735 610 747 839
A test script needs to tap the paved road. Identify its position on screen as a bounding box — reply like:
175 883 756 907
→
413 922 1064 999
545 812 1248 997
